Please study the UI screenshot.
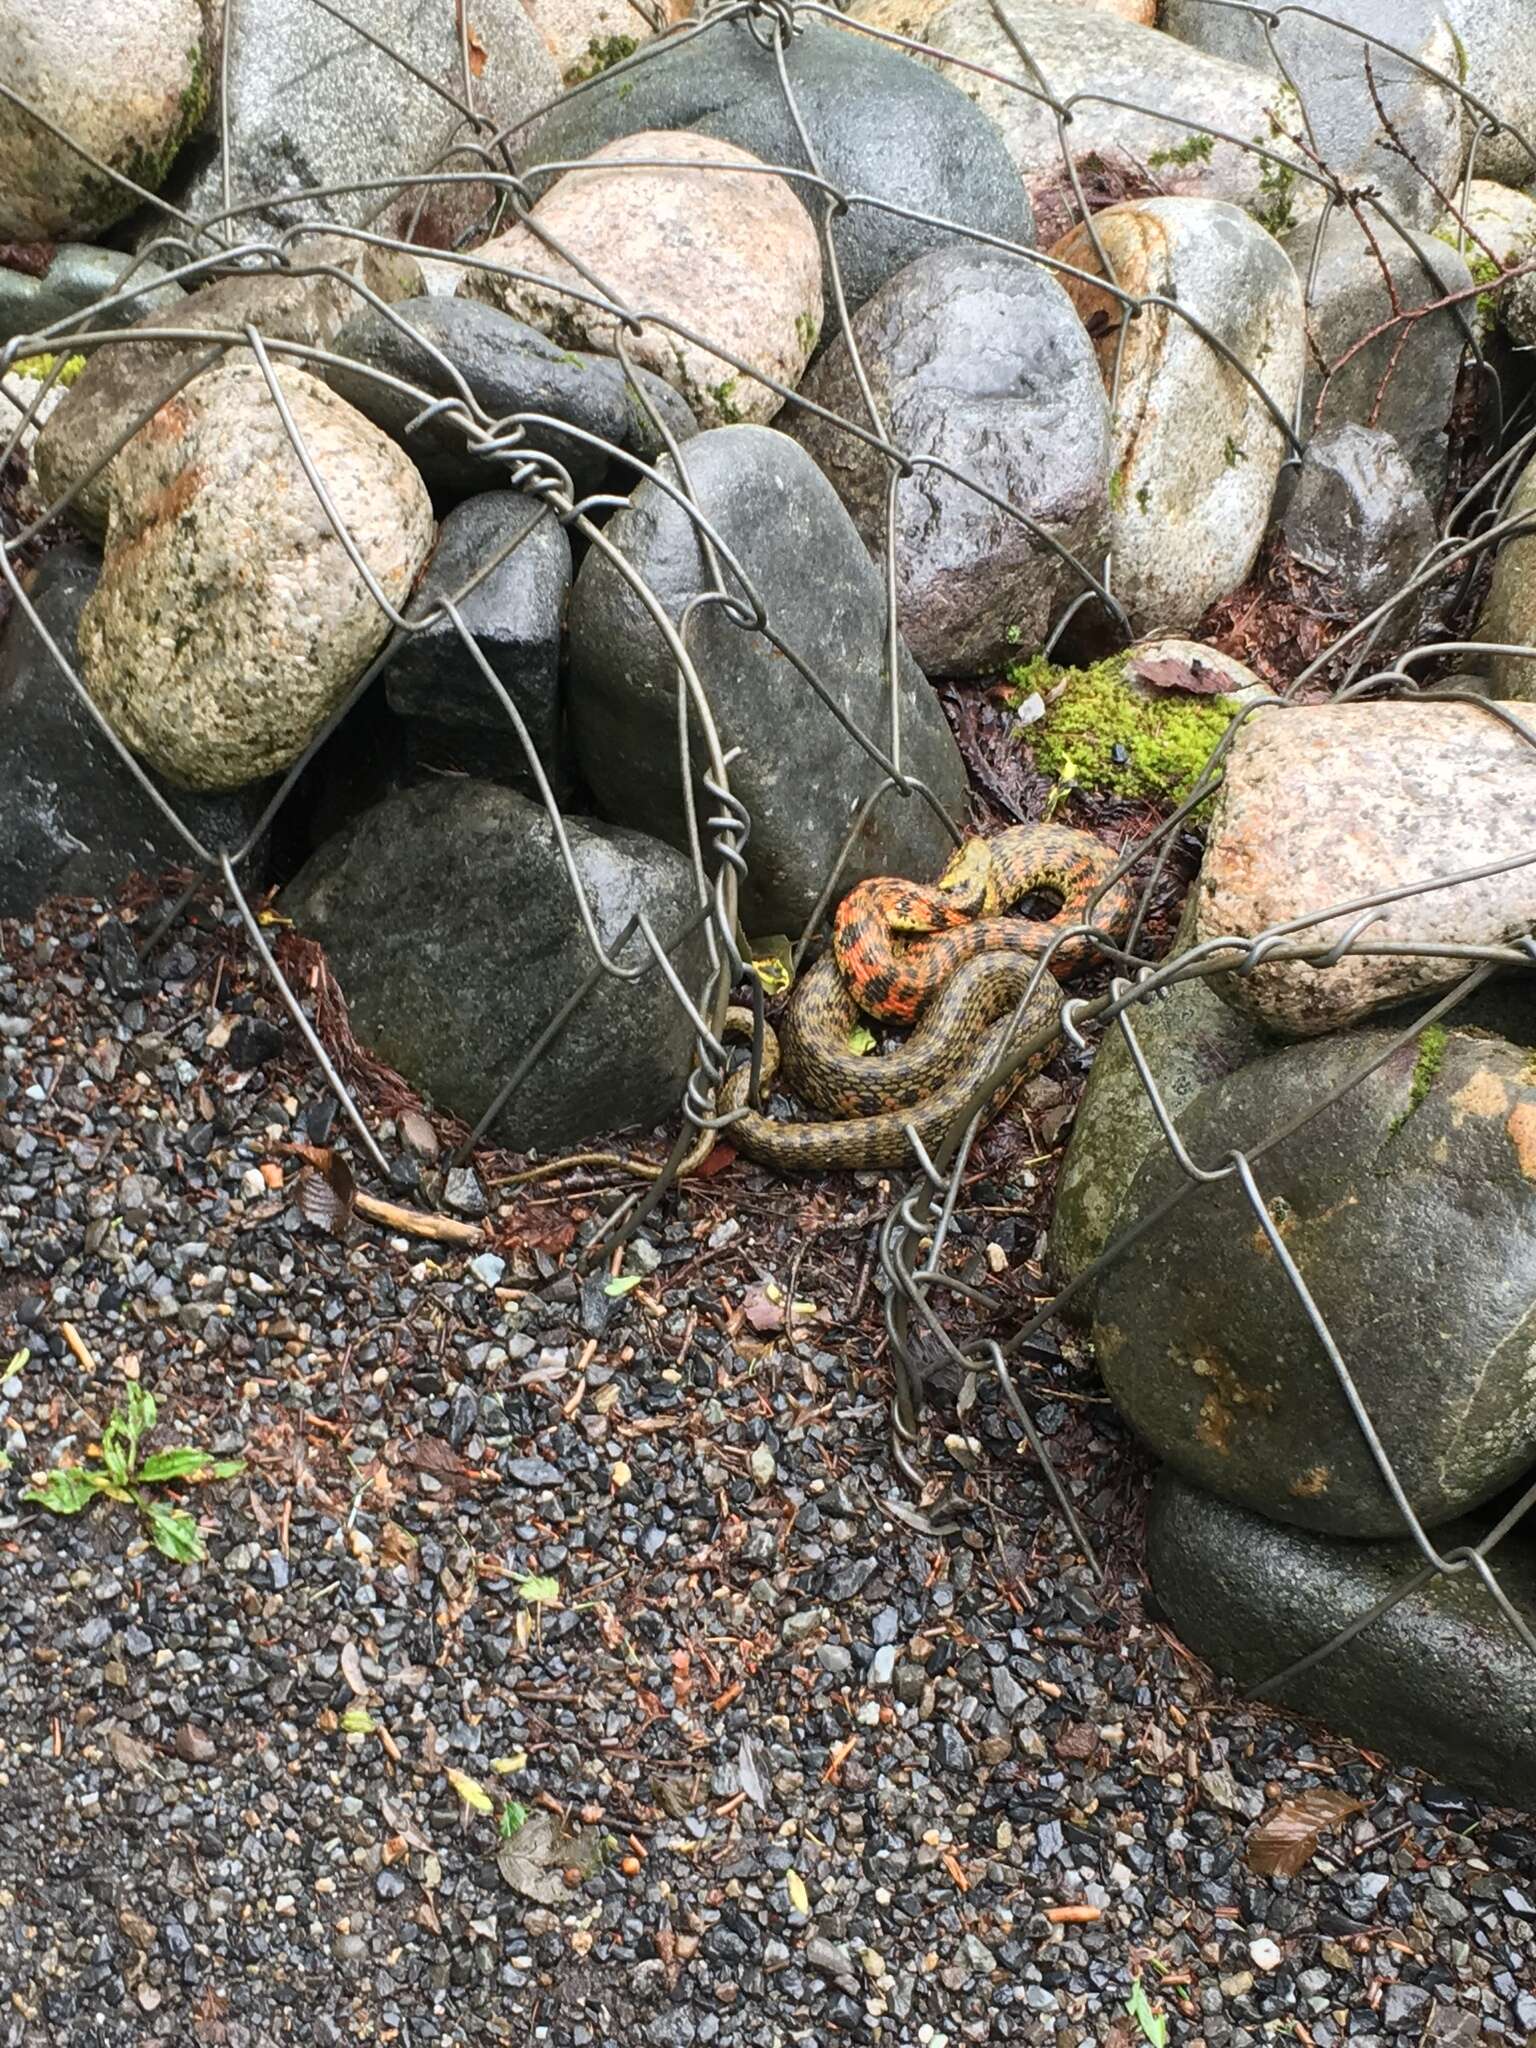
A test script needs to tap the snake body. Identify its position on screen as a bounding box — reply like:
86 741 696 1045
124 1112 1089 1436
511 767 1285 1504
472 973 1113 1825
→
720 825 1132 1173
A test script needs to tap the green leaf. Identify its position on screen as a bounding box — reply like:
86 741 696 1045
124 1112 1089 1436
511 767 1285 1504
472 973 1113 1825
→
1127 1979 1168 2048
518 1574 559 1606
603 1274 643 1298
340 1707 376 1735
23 1466 108 1515
137 1496 205 1563
137 1448 217 1484
5 1347 29 1377
208 1458 247 1480
846 1023 877 1056
497 1800 530 1839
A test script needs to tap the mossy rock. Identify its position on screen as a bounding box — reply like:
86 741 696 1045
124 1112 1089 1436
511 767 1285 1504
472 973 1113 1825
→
1009 647 1260 806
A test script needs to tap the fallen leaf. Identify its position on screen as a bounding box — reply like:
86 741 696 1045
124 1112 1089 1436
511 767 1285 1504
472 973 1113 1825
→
736 1733 767 1810
107 1728 156 1774
786 1868 809 1914
1246 1787 1364 1879
340 1707 376 1735
846 1023 877 1056
604 1274 644 1298
740 1281 785 1334
497 1810 601 1902
339 1641 369 1697
1126 652 1231 697
0 241 56 278
445 1767 494 1814
466 24 488 76
294 1146 356 1237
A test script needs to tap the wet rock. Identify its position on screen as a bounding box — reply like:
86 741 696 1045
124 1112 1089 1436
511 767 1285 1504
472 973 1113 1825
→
0 246 183 350
166 0 560 244
1095 1022 1536 1536
461 131 822 430
79 361 434 793
1160 0 1463 229
522 0 686 83
322 296 698 507
31 240 424 535
918 0 1309 248
1435 181 1536 346
282 780 710 1150
1474 449 1536 697
1053 198 1304 635
1194 697 1536 1034
524 15 1034 318
0 547 270 917
567 424 967 933
1281 424 1435 613
386 493 571 796
1147 1471 1536 1810
788 244 1110 676
1440 0 1536 188
0 1 210 240
1280 213 1473 500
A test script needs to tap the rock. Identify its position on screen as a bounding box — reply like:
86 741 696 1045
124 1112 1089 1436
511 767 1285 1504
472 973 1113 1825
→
173 1723 215 1765
1147 1470 1536 1810
1476 450 1536 695
1281 424 1435 613
1160 0 1463 229
78 361 435 791
0 247 183 350
851 0 1155 34
322 296 698 506
524 15 1034 318
0 1 210 240
1194 697 1536 1035
1052 198 1305 635
1435 181 1536 345
31 239 424 535
386 492 571 796
1440 0 1536 188
522 0 689 82
282 781 710 1150
1095 1020 1536 1536
787 244 1110 676
0 546 270 917
1050 916 1270 1296
1280 213 1473 500
567 425 967 933
917 0 1309 249
166 0 560 244
461 131 822 430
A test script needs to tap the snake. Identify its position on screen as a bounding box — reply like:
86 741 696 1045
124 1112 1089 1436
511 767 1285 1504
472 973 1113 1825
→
718 825 1134 1172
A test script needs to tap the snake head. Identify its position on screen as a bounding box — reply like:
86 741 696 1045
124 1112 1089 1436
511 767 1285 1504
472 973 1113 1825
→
936 837 1000 918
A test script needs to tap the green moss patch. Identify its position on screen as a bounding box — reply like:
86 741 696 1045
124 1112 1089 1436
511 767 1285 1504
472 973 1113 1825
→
1009 651 1241 806
7 352 87 387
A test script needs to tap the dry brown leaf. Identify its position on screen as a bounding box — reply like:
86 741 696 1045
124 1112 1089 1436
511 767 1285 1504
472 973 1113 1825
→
740 1282 785 1334
0 241 56 278
1246 1787 1364 1879
340 1641 369 1698
467 23 488 75
107 1727 156 1774
1127 652 1231 697
291 1145 356 1237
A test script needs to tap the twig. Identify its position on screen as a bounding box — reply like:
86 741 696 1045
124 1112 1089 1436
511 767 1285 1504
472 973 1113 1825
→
60 1322 100 1376
351 1189 484 1247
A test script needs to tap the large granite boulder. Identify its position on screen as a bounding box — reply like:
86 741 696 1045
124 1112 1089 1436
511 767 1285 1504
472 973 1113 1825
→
1194 698 1536 1036
78 361 434 792
522 15 1035 318
1160 0 1464 229
282 781 709 1151
1052 198 1305 635
566 425 968 935
1148 1472 1536 1813
787 245 1110 675
321 296 697 507
460 131 823 430
1475 450 1536 698
916 0 1311 247
0 1 210 241
1441 0 1536 189
0 547 270 917
1094 1019 1536 1538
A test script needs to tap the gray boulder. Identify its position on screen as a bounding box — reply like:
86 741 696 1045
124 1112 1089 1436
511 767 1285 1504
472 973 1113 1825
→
1161 0 1464 229
1147 1472 1536 1813
387 493 571 797
567 425 968 935
1475 449 1536 697
1281 423 1435 613
523 15 1034 319
1441 0 1536 189
0 547 269 917
1094 1021 1536 1538
167 0 561 244
323 285 698 507
0 247 183 351
282 781 709 1151
1282 213 1473 499
787 245 1110 676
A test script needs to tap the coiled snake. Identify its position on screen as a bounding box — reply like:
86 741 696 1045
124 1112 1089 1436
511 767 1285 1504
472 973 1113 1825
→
719 825 1134 1171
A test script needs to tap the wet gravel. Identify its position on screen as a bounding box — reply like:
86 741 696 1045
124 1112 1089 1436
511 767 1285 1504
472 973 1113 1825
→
2 895 1535 2048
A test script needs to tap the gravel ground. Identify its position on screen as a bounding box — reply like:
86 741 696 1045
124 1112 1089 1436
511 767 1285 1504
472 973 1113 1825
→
2 892 1535 2048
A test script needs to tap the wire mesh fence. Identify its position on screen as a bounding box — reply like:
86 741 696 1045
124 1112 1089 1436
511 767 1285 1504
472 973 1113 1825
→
3 0 1535 1769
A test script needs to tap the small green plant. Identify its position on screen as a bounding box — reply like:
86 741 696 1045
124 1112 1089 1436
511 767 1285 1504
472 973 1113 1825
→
497 1799 530 1839
1147 132 1215 171
1127 1976 1168 2047
23 1383 244 1562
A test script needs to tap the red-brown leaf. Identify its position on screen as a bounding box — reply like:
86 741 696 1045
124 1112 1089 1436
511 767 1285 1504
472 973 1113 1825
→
1 241 56 278
294 1146 356 1236
1246 1787 1364 1879
1127 653 1232 697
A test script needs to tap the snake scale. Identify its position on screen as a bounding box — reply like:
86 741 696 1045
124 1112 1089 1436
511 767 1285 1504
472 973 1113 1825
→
719 825 1135 1171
